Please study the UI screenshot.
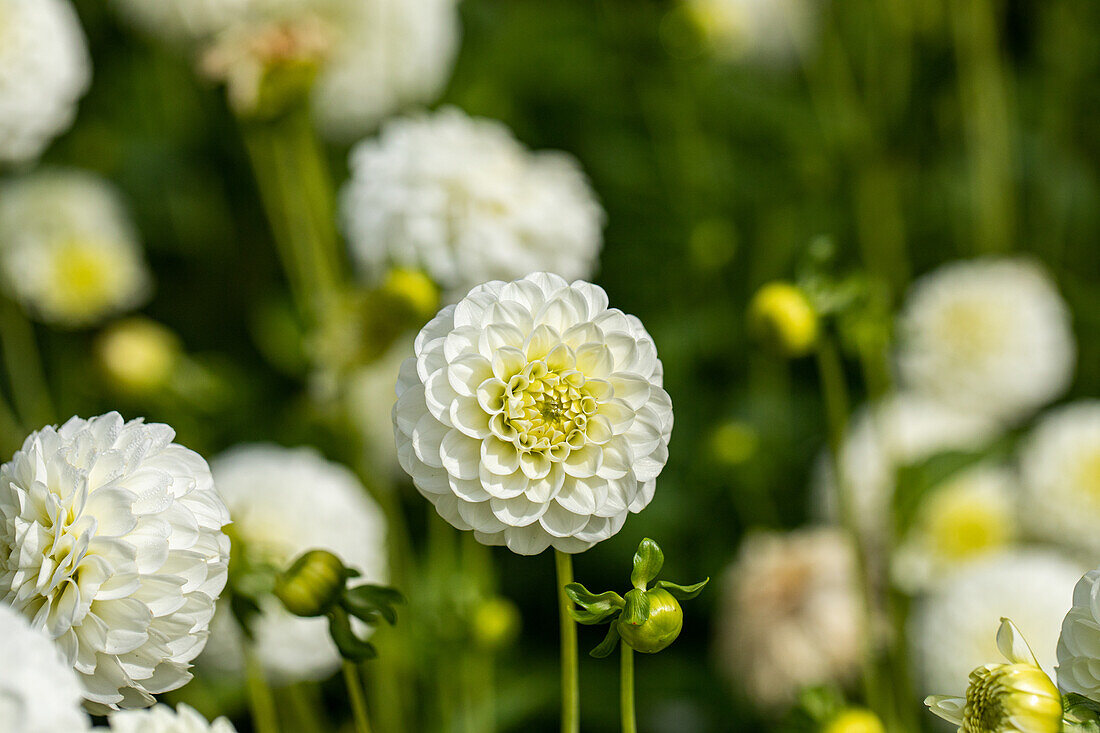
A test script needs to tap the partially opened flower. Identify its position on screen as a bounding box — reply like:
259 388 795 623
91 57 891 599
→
0 604 89 732
341 110 605 301
0 0 90 164
0 170 151 327
200 444 387 682
109 703 237 733
0 413 231 712
1020 402 1100 557
393 273 673 555
925 618 1063 733
897 258 1075 423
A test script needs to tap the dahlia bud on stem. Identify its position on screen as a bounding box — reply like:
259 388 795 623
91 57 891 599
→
565 538 708 731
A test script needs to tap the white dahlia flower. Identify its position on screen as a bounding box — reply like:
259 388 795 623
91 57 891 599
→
341 109 605 301
1057 568 1100 699
715 528 864 709
0 413 231 712
201 444 387 682
108 703 236 733
1019 402 1100 557
892 464 1019 594
0 170 151 327
0 603 90 732
0 0 90 165
897 258 1075 423
909 550 1083 700
683 0 816 65
815 392 1000 542
394 273 672 555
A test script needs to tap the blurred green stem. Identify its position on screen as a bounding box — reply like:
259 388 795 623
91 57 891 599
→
555 550 580 733
0 299 52 430
620 643 637 733
285 681 325 733
244 649 280 733
344 661 374 733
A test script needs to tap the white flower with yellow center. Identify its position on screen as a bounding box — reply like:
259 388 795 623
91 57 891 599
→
897 259 1075 423
0 170 151 327
926 618 1063 733
893 464 1019 593
341 109 605 301
682 0 816 65
0 0 90 164
0 603 89 732
0 413 231 712
715 528 864 709
1020 402 1100 557
200 444 387 682
1057 568 1100 701
109 703 236 733
910 550 1083 702
394 273 672 555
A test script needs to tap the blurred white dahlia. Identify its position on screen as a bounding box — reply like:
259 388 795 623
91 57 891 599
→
909 550 1083 700
897 258 1075 423
201 444 387 682
0 170 151 327
0 0 90 165
341 109 605 301
108 703 236 733
0 603 89 732
815 392 1000 542
0 413 231 712
682 0 816 65
394 273 673 555
715 528 864 709
1019 402 1100 557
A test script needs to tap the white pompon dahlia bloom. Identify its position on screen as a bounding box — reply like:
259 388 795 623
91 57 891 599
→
0 0 90 165
0 170 152 327
1020 402 1100 557
0 413 231 712
1057 568 1100 699
897 258 1075 423
394 273 673 555
910 550 1083 700
201 445 387 682
341 109 605 301
0 604 90 732
109 703 236 733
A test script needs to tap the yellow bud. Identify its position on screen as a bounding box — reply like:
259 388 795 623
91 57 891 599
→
617 588 683 654
381 268 440 322
709 420 759 466
274 550 347 618
96 317 181 395
961 664 1061 733
747 282 819 357
472 597 521 651
824 709 885 733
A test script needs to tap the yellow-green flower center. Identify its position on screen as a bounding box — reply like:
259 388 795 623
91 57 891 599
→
499 361 596 457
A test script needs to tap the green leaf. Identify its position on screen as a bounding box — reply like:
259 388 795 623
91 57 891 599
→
328 607 378 662
590 623 621 658
656 578 709 601
564 583 624 624
343 584 404 625
631 538 664 590
621 588 651 627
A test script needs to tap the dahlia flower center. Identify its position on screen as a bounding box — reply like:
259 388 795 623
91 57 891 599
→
495 359 601 460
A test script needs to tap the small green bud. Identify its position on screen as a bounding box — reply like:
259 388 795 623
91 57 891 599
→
824 709 885 733
96 317 181 395
274 550 348 618
616 588 683 654
380 268 440 323
747 281 819 357
472 597 521 651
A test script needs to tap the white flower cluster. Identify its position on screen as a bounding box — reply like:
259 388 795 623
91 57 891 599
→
0 603 89 732
341 108 605 301
0 413 231 712
201 444 387 682
0 0 91 164
0 169 151 327
394 273 672 555
897 258 1075 424
109 703 237 733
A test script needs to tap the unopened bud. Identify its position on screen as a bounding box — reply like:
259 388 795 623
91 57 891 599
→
381 268 439 323
274 549 347 618
747 281 819 357
96 317 181 395
472 597 521 651
617 588 683 654
824 709 885 733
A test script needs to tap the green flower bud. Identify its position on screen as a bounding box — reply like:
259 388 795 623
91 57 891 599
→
747 281 819 357
274 550 348 618
472 597 521 651
96 317 181 395
616 588 683 654
381 268 440 323
824 709 885 733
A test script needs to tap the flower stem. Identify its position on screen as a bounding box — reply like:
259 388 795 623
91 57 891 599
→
244 649 280 733
620 642 637 733
343 661 374 733
0 298 51 430
555 550 580 733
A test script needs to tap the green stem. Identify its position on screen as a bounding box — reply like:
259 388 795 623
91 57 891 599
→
555 550 580 733
620 643 637 733
244 649 280 733
343 661 374 733
0 299 52 429
285 682 326 733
